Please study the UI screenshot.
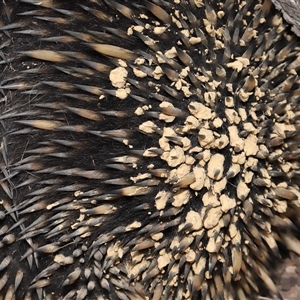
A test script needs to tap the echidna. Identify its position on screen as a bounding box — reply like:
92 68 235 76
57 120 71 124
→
1 0 300 299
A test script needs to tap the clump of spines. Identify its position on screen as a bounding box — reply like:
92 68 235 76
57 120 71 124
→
1 0 300 299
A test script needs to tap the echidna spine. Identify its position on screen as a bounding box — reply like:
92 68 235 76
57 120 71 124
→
1 0 300 299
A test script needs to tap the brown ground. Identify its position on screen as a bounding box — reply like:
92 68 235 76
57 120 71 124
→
258 253 300 300
277 255 300 300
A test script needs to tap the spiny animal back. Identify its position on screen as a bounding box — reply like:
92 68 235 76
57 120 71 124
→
1 1 300 300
